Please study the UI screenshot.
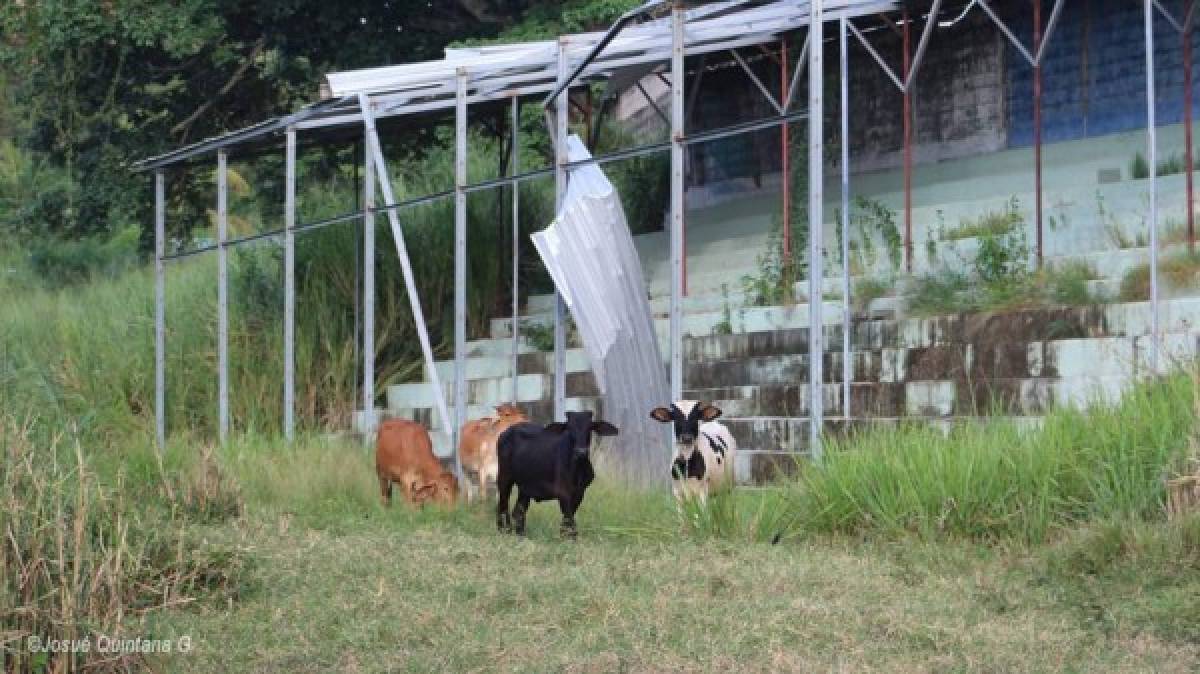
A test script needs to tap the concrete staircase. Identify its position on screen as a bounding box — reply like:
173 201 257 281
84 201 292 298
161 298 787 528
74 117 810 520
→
375 125 1200 483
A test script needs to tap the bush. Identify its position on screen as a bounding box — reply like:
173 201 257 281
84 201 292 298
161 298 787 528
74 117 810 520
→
1131 151 1151 180
741 217 800 306
796 368 1198 543
25 225 141 287
1045 261 1101 305
1119 251 1200 302
906 269 973 315
941 199 1023 241
853 277 892 311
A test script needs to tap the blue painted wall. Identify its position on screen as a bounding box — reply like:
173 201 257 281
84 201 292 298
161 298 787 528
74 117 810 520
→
1007 0 1200 147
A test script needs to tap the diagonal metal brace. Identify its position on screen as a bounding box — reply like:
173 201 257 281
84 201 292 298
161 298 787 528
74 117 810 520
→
848 0 944 92
977 0 1066 67
731 48 784 115
1152 0 1199 33
358 93 454 440
782 32 812 112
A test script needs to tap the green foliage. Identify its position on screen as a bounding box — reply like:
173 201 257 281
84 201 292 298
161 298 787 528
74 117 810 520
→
519 321 556 352
0 0 594 242
906 199 1042 315
1130 151 1151 180
742 128 809 307
906 268 973 315
596 122 670 235
0 139 73 233
853 276 892 312
1157 151 1187 177
941 198 1023 242
25 225 141 287
973 221 1028 284
1046 261 1102 305
1130 150 1194 179
713 283 734 335
741 218 800 307
797 369 1198 543
463 0 639 44
906 261 1101 317
851 196 902 271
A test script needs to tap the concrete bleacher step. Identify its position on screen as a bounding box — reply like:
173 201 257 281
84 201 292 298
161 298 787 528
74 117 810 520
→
491 300 852 341
391 300 1200 429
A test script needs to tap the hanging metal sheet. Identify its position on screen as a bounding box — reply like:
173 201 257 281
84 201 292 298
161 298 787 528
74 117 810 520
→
531 135 671 486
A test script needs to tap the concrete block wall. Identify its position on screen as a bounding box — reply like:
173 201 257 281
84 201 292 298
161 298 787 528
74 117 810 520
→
1007 0 1200 146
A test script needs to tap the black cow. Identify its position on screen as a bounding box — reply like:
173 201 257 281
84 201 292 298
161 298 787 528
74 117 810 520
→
495 410 618 538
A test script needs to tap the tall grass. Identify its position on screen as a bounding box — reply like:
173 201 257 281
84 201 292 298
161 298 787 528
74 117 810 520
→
1 130 560 443
798 370 1198 543
1 420 250 672
1119 250 1200 301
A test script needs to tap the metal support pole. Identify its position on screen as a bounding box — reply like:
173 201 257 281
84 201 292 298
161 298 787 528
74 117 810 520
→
1186 23 1195 252
902 7 912 274
363 127 376 438
511 95 521 403
808 0 825 458
670 3 686 403
781 37 791 267
840 17 852 424
284 129 296 441
554 40 570 420
154 171 166 449
452 70 469 482
1146 0 1160 373
216 150 230 443
359 93 454 442
1034 0 1044 267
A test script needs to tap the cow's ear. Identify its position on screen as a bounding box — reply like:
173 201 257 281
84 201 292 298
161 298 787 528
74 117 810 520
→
700 404 723 421
649 407 673 423
591 421 619 436
544 422 568 434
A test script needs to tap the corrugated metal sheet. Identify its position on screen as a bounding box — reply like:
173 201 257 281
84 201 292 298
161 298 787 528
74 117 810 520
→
532 136 672 486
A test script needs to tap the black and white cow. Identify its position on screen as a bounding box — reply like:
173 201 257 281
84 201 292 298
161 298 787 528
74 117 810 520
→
495 410 618 539
650 401 737 502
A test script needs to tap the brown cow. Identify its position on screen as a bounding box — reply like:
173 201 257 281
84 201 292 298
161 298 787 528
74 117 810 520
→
376 419 459 507
459 403 528 502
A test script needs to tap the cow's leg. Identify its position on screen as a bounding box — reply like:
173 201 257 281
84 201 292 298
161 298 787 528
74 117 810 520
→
512 491 531 536
496 475 513 532
466 471 480 504
481 462 497 502
378 474 393 507
558 496 578 540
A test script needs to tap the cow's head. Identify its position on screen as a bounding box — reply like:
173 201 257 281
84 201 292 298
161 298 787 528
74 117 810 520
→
544 410 618 457
494 403 527 422
650 401 722 458
411 470 459 506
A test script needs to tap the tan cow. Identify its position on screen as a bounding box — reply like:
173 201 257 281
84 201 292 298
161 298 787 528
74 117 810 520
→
376 419 459 507
459 403 528 502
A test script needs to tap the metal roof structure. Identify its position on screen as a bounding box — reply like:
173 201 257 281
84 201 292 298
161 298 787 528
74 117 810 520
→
150 0 1177 485
136 0 895 170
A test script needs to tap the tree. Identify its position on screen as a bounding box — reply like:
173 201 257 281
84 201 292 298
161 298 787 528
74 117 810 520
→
0 0 635 242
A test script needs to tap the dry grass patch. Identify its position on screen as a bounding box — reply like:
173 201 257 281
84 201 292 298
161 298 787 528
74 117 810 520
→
146 512 1200 673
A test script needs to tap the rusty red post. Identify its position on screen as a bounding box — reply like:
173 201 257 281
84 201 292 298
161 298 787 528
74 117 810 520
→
1186 25 1195 252
1034 0 1044 266
903 8 912 273
781 37 791 267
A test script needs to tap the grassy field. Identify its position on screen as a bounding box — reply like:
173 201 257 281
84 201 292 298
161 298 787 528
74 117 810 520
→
136 445 1200 672
110 429 1195 673
4 245 1200 672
